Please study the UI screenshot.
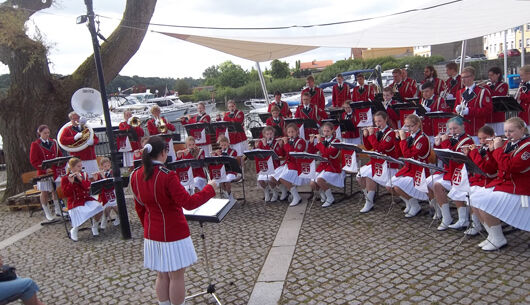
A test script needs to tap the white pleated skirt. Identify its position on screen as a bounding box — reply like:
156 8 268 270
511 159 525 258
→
230 141 249 156
357 165 397 187
122 152 134 167
144 236 198 272
82 160 99 176
343 137 361 144
37 180 53 192
357 165 372 178
277 168 309 186
391 176 429 200
470 187 530 231
257 173 275 181
315 171 345 188
272 164 287 181
216 173 240 184
104 199 117 208
447 185 477 202
193 177 207 190
68 200 103 228
427 173 451 191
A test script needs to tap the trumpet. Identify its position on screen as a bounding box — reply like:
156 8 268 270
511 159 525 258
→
130 116 141 127
157 117 168 133
476 80 491 87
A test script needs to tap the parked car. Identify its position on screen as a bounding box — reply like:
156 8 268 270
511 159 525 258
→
498 49 521 58
453 55 482 63
470 54 487 60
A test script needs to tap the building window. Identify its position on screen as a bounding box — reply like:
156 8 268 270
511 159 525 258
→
527 38 530 46
511 41 514 49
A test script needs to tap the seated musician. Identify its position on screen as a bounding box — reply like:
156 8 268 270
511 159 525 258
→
272 123 309 207
295 92 328 140
515 65 530 125
211 135 239 204
381 87 399 129
454 66 493 142
133 136 149 166
301 75 326 111
119 111 144 169
61 157 104 241
217 100 248 156
470 118 530 251
176 136 207 194
443 62 462 99
357 111 400 213
402 68 418 98
340 100 360 144
391 114 431 217
483 67 509 136
308 122 343 208
146 105 177 162
29 124 64 221
93 157 119 229
456 126 497 236
419 81 450 139
180 102 212 157
389 68 415 100
266 106 285 136
428 117 474 231
59 111 100 176
254 127 283 202
268 91 292 118
351 74 375 102
332 73 351 108
421 65 444 96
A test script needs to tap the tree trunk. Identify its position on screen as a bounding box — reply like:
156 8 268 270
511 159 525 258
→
0 0 157 200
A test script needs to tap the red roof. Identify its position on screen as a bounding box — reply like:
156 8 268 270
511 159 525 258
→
300 60 334 70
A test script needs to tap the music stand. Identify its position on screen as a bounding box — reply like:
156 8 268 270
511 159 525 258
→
250 126 283 139
184 198 235 305
287 152 328 208
444 97 456 109
39 156 71 231
90 178 114 195
210 121 245 135
492 96 523 121
258 112 272 124
114 129 138 142
327 108 345 119
422 112 457 135
167 159 206 194
204 156 245 203
243 149 279 184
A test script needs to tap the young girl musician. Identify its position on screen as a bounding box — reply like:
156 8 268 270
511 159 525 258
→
180 102 212 156
211 135 239 204
340 101 360 144
61 158 104 241
175 136 207 194
266 106 285 136
254 126 283 202
29 124 64 221
118 111 144 169
93 157 119 229
470 117 530 251
130 136 216 305
308 122 343 208
217 100 248 156
357 111 400 213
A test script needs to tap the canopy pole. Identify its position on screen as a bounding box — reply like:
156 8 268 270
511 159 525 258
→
522 25 525 67
504 30 508 78
256 62 270 105
459 40 467 74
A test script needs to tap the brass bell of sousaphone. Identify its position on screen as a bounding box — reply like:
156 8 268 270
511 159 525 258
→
57 88 103 152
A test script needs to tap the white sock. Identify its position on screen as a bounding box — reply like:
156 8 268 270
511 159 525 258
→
158 301 170 305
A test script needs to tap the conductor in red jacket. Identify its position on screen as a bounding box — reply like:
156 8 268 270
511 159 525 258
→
131 136 216 305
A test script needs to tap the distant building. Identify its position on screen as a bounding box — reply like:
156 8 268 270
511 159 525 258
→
300 60 334 71
484 25 530 59
361 47 413 59
413 38 484 61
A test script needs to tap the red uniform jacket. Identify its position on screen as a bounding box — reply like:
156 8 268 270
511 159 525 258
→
421 77 444 96
486 136 530 195
340 111 359 139
147 117 176 137
301 87 326 110
118 122 145 151
404 77 418 98
381 100 400 129
389 80 416 100
351 84 376 102
483 81 509 123
331 83 351 107
94 170 115 205
266 116 285 137
434 134 474 181
516 82 530 124
308 137 342 173
59 125 99 160
176 148 207 180
444 75 462 98
454 85 493 135
61 172 96 210
294 104 328 140
255 139 283 172
267 100 292 118
181 113 211 145
281 137 307 172
395 132 431 181
217 110 247 144
29 138 64 178
210 148 238 176
363 127 401 169
131 164 216 242
468 147 498 187
419 95 451 136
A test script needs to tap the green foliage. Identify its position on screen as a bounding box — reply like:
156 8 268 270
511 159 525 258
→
217 61 249 88
175 78 191 95
106 75 202 95
270 59 290 79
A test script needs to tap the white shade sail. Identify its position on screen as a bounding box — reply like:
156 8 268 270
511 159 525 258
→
158 0 530 62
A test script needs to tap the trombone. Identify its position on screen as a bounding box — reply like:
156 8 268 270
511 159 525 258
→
130 116 142 127
157 117 168 133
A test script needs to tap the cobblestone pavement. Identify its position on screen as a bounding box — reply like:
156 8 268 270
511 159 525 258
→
279 185 530 305
0 207 43 239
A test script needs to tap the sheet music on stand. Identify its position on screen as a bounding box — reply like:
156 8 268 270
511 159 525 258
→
331 142 364 153
250 126 283 139
433 148 486 176
210 121 245 134
184 198 234 223
492 96 523 112
204 156 242 173
284 118 319 129
41 156 71 169
258 113 272 124
326 108 345 119
243 149 279 160
288 152 328 162
90 178 114 195
399 158 446 172
359 150 404 165
183 122 213 134
166 159 205 170
153 133 181 142
115 129 138 142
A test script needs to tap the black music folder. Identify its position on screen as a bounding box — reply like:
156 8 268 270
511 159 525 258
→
284 118 319 129
203 156 242 174
243 149 279 160
90 178 114 195
422 111 457 119
210 121 245 133
250 126 283 139
167 159 205 170
153 133 181 142
258 112 272 124
433 148 485 176
358 150 404 165
327 108 345 119
399 157 446 172
184 198 234 223
115 129 138 142
492 96 523 112
183 122 213 134
288 152 328 162
331 142 364 153
42 156 71 169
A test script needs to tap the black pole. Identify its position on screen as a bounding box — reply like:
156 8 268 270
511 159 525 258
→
84 0 131 239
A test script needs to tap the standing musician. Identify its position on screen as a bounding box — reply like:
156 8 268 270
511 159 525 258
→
443 62 462 99
118 111 145 168
295 92 328 140
357 111 400 213
418 82 451 137
254 126 283 202
391 114 431 218
266 106 285 137
389 68 416 100
217 100 248 156
340 101 360 144
454 66 493 139
429 117 474 231
351 73 376 102
181 102 212 157
30 124 64 221
308 122 343 208
470 117 530 251
130 136 216 305
146 105 177 162
267 91 292 118
484 67 509 136
515 65 530 125
421 65 444 96
59 111 100 176
402 68 418 98
331 73 351 107
61 157 104 241
301 75 326 111
176 136 207 194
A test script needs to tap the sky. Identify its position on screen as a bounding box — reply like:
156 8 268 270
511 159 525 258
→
0 0 421 79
